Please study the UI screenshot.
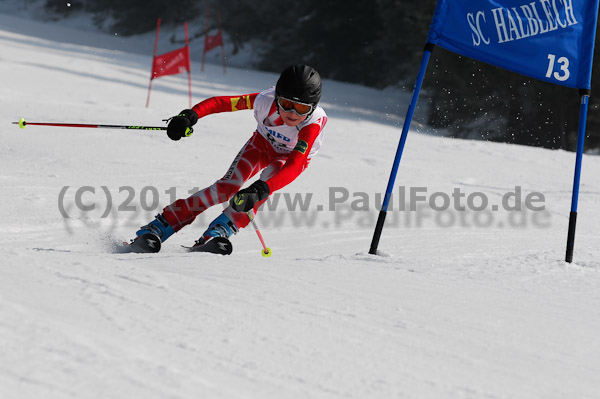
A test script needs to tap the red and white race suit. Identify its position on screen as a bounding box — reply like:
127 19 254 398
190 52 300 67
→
162 87 328 231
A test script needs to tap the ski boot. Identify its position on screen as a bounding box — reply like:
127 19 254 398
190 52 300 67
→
188 213 238 255
127 214 175 253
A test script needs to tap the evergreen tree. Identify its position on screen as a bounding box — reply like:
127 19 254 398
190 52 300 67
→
374 0 436 87
255 0 385 86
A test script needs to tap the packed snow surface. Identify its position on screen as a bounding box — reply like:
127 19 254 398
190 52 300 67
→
1 10 599 399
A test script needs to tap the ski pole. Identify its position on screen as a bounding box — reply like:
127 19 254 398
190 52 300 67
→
12 118 166 131
246 211 272 257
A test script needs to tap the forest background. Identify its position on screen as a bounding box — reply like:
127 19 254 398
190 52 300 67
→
41 0 600 152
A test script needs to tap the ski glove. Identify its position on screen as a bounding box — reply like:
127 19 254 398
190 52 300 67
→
230 180 270 212
166 109 199 141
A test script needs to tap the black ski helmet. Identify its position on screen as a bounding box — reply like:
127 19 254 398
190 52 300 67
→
276 64 322 106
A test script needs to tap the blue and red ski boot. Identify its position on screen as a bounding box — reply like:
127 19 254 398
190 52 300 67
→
127 214 175 253
188 213 238 255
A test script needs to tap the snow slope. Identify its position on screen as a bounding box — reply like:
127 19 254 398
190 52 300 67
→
1 11 600 399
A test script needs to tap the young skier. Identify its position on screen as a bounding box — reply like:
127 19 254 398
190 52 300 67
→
128 64 327 254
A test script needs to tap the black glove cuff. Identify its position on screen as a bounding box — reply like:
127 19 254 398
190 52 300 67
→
251 180 270 201
179 109 199 126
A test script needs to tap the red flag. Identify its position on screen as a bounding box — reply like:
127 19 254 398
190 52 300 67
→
151 46 190 80
204 31 223 53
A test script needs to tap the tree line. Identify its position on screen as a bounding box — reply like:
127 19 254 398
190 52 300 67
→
43 0 600 152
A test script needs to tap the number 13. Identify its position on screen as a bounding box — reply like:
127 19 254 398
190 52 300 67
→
546 54 570 82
